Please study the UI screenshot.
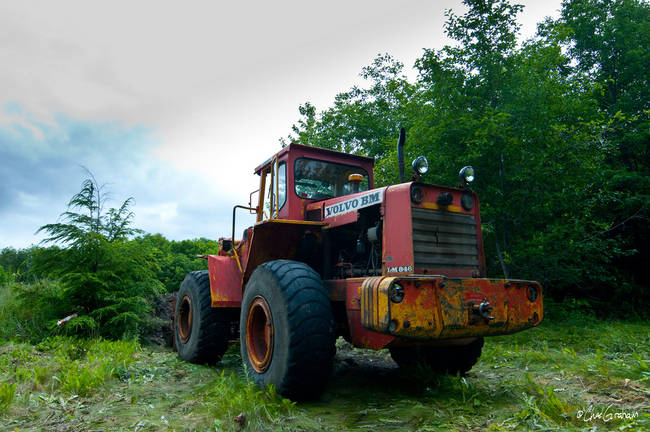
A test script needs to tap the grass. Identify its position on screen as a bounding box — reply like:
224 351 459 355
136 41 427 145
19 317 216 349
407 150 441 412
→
0 309 648 431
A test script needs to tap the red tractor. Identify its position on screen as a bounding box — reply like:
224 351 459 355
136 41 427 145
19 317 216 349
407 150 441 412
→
173 137 543 400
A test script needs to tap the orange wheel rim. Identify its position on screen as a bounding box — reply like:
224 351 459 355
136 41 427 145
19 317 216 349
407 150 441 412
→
246 296 274 372
178 295 193 343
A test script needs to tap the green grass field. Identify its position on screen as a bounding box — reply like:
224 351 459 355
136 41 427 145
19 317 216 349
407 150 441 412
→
1 308 648 431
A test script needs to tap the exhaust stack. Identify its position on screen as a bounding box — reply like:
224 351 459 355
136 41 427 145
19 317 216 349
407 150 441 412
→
397 127 406 182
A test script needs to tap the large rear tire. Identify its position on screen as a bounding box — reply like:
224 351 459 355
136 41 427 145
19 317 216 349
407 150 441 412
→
240 260 335 400
390 338 484 375
175 271 231 364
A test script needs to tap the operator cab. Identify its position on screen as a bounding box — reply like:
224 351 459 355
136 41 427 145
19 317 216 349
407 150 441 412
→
253 143 375 222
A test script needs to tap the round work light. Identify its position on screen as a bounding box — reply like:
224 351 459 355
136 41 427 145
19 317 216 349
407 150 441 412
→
459 166 475 184
412 156 429 175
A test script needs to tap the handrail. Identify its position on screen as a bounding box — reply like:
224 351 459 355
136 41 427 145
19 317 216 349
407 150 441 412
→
231 204 257 273
249 189 259 213
274 156 280 218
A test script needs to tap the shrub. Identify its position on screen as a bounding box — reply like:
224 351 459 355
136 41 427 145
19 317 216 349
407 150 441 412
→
0 265 11 285
0 280 66 342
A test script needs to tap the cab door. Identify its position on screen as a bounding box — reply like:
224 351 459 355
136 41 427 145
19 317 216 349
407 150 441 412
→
257 157 287 222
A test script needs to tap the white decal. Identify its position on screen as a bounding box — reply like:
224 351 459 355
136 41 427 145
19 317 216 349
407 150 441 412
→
324 190 383 218
386 266 414 273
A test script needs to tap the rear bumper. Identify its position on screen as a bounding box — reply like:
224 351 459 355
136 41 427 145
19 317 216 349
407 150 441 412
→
360 275 543 340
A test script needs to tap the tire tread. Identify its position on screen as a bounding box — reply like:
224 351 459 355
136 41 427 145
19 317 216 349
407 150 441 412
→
242 260 334 400
176 270 231 365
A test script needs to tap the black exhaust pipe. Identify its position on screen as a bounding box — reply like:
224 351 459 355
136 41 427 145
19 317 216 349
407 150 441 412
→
397 127 406 182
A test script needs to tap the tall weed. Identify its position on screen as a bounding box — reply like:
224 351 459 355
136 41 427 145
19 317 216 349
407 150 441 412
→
0 381 15 414
58 358 113 396
203 371 295 430
520 373 579 426
1 337 140 401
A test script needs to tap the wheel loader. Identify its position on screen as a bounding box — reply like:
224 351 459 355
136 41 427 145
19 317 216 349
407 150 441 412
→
173 134 543 400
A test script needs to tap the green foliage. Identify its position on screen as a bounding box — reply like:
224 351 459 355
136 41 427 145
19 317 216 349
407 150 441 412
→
1 236 216 343
0 265 10 285
52 339 139 396
59 358 113 396
557 0 650 116
0 280 66 342
37 170 140 246
203 371 295 430
0 247 35 282
135 234 218 292
0 381 15 415
0 336 140 417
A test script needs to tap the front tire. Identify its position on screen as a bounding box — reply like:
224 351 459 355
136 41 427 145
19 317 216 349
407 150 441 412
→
390 338 484 375
175 271 231 364
240 260 335 400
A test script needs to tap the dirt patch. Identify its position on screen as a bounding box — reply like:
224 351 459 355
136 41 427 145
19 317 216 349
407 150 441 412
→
144 292 175 347
332 338 398 376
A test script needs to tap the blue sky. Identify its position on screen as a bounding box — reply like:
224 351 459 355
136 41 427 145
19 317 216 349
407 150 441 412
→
0 0 562 249
0 103 240 247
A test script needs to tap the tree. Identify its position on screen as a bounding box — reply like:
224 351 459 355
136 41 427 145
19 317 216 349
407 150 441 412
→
38 171 139 246
442 0 524 108
549 0 650 305
36 172 163 338
135 234 219 292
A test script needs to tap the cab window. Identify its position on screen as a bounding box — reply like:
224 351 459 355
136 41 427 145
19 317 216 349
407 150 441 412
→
261 161 286 219
294 158 369 200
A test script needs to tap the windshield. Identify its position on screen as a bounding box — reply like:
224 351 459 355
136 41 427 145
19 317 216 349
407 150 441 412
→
294 158 369 200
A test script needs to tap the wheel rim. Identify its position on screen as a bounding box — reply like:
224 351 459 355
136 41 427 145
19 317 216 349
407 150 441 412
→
178 294 193 344
246 296 274 372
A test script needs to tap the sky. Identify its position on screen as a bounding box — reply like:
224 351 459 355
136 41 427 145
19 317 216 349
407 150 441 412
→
0 0 562 249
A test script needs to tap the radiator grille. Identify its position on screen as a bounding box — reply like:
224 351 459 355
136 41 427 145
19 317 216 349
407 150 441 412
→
411 207 479 270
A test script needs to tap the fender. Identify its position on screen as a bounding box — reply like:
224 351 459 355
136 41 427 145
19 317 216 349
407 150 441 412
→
208 255 242 307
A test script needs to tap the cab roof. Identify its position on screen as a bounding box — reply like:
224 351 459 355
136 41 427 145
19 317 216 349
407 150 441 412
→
254 142 374 175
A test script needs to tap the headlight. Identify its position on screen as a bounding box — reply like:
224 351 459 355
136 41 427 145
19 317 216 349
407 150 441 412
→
390 283 405 303
412 156 429 175
461 193 474 210
459 166 475 183
410 184 424 204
